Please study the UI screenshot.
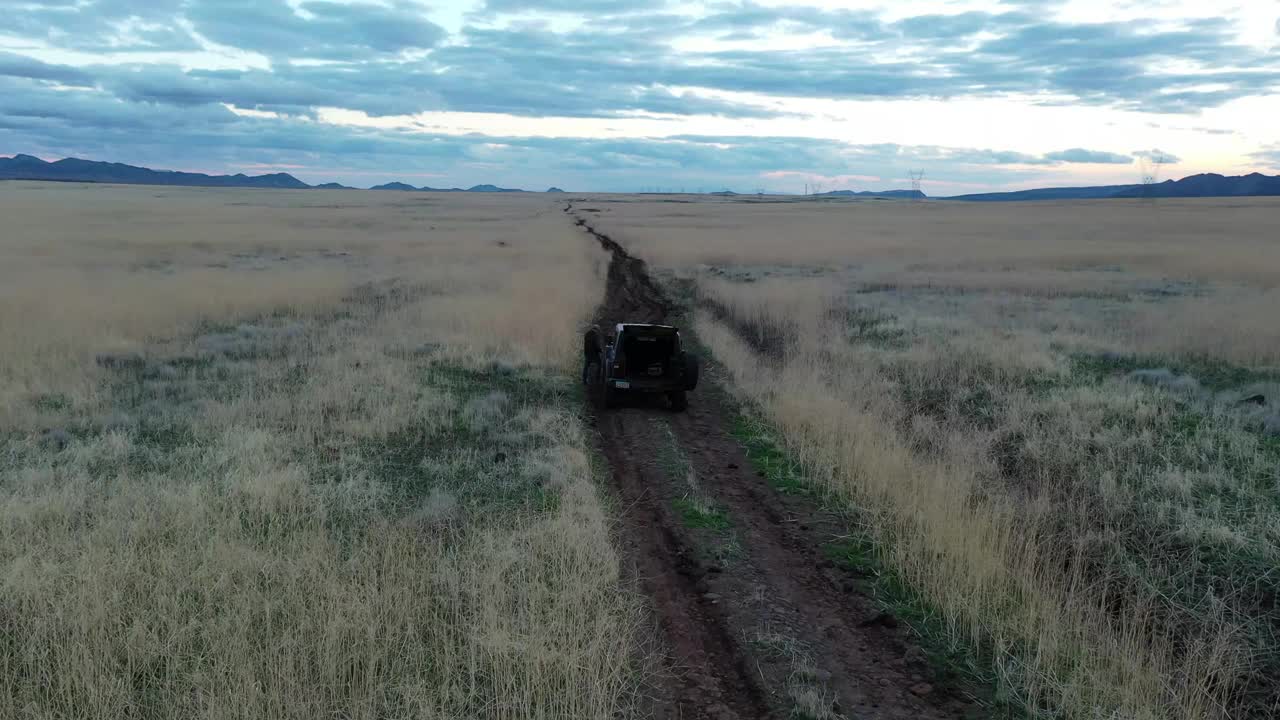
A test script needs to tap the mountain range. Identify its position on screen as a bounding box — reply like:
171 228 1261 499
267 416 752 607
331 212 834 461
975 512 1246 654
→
5 154 1279 200
0 154 534 192
370 181 524 192
818 189 925 199
710 189 924 198
946 173 1280 201
0 154 310 189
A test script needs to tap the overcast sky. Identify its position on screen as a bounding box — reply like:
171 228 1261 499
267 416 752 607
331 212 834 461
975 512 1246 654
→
2 0 1278 192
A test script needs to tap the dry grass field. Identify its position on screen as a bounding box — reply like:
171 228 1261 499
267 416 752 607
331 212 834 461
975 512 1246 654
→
0 182 641 718
5 183 1278 720
583 196 1280 719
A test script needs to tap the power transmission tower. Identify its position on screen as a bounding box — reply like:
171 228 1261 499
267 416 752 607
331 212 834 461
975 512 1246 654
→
1139 154 1166 204
909 169 925 201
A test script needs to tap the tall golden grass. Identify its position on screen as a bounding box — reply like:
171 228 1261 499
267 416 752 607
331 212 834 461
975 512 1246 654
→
585 196 1279 719
595 197 1280 284
696 314 1247 719
595 196 1280 365
0 183 640 718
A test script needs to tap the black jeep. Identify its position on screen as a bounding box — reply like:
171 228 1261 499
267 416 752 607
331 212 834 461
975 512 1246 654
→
583 323 699 411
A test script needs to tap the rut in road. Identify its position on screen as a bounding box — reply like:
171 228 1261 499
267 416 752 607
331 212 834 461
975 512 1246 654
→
570 204 981 720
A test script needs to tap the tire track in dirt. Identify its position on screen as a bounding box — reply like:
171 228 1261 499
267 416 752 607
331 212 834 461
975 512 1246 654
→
570 204 980 719
570 202 771 720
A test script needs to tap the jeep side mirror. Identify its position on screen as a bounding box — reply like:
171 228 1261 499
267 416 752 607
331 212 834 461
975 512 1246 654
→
606 336 615 346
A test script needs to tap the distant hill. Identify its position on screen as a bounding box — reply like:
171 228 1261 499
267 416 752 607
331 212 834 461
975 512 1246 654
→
0 154 309 189
1110 173 1280 198
818 189 925 199
17 153 1272 201
1 154 529 193
948 172 1280 201
466 183 521 192
946 185 1139 202
369 180 524 192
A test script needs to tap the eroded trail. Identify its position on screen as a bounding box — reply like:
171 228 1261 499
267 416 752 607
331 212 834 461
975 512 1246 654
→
570 205 979 720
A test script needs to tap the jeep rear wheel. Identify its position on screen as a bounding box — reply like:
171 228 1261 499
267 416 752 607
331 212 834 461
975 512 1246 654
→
682 353 700 391
668 390 688 412
585 362 606 409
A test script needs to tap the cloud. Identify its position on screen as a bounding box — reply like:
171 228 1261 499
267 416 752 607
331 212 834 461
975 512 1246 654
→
1251 145 1280 169
79 58 787 119
100 65 352 112
1133 149 1181 164
432 9 1279 115
892 11 1015 40
5 0 198 52
0 52 93 85
2 0 1275 189
1042 148 1133 164
10 1 1277 120
688 3 885 40
7 0 444 57
948 16 1280 112
0 81 1116 190
482 0 652 13
187 0 445 59
0 76 238 130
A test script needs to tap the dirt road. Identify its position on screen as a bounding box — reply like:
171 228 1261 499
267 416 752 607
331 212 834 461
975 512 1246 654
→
569 205 980 720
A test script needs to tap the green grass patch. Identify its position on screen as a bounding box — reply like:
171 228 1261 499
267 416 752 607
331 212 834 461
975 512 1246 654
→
30 392 72 412
426 361 569 408
727 405 1021 719
673 497 731 531
650 416 732 532
654 426 692 481
818 537 877 575
843 307 909 349
731 414 812 496
85 320 576 524
166 354 219 372
1072 351 1280 391
358 364 575 517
